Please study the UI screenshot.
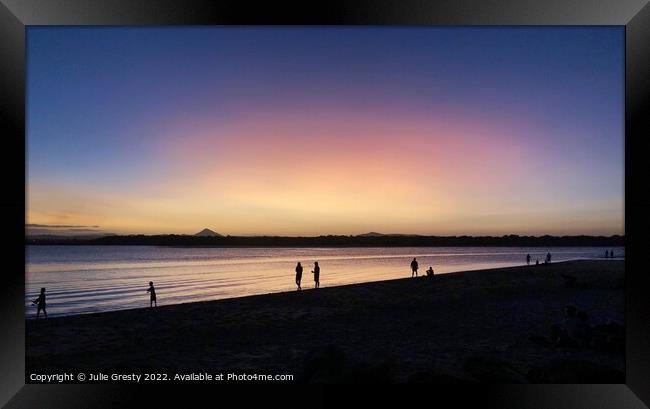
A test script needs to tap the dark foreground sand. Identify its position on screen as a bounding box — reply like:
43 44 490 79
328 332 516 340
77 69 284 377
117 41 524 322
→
26 260 624 383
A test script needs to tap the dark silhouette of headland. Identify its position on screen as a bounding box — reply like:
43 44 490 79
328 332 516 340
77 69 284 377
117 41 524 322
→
26 233 624 247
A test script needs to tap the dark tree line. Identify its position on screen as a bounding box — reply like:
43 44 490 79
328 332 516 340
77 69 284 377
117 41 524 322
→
26 234 624 247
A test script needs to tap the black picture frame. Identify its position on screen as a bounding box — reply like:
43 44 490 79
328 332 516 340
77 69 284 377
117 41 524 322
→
1 0 649 407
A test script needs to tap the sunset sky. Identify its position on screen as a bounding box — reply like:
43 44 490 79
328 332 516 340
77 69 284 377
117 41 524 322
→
26 27 624 236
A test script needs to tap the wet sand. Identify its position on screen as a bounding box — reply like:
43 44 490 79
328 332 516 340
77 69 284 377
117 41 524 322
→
26 260 624 383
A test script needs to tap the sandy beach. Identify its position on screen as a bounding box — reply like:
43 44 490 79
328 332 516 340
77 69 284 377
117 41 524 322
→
26 260 624 383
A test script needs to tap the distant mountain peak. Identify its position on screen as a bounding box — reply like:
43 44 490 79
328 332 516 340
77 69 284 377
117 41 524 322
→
195 228 223 237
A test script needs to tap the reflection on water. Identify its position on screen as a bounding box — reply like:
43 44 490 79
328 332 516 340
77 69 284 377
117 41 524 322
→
26 246 624 317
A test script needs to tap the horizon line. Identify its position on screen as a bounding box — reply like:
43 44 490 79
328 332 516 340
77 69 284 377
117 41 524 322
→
25 232 625 238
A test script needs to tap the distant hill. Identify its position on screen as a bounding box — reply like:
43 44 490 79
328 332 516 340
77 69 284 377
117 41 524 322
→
195 228 223 237
357 232 420 237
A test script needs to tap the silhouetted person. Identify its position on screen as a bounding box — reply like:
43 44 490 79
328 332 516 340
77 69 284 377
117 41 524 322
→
295 262 303 290
147 281 157 307
605 250 609 258
411 258 419 277
32 287 47 319
426 266 434 277
609 250 614 258
311 262 320 289
526 254 531 265
536 259 539 266
546 252 552 264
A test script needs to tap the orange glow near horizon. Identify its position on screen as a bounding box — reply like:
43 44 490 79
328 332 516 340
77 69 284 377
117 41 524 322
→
27 109 623 236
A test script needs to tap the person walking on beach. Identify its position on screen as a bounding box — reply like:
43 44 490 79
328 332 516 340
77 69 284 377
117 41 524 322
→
610 250 614 258
411 258 419 277
295 262 303 290
32 287 47 319
605 249 609 258
546 252 552 264
526 254 531 265
311 262 320 289
147 281 157 307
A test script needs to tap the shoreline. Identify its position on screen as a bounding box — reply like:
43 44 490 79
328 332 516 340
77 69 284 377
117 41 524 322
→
26 260 624 383
26 244 625 250
25 257 625 321
26 258 623 320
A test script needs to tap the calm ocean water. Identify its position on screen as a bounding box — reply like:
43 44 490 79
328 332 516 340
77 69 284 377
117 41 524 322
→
25 246 624 318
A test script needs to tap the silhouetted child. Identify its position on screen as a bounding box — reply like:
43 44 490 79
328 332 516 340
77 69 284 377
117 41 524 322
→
147 281 157 307
535 259 539 265
526 254 531 265
426 266 434 277
411 258 419 277
295 262 303 290
32 287 47 319
311 262 320 289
